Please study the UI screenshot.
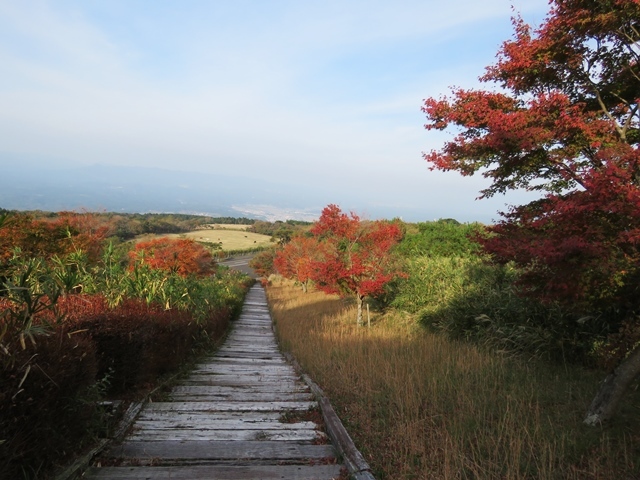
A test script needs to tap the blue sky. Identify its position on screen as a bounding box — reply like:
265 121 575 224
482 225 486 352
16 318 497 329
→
0 0 550 222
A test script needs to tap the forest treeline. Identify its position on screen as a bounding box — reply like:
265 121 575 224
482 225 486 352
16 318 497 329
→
0 208 311 242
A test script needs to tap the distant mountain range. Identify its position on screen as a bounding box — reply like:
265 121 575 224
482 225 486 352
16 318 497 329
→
1 163 322 221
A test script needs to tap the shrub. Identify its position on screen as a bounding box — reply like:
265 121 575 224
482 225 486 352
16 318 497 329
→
0 326 98 479
393 255 604 362
394 220 483 258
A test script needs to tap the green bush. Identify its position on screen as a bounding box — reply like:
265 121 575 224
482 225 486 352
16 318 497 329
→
393 254 606 362
395 220 483 258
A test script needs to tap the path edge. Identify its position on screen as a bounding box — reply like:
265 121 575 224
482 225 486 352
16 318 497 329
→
274 334 376 479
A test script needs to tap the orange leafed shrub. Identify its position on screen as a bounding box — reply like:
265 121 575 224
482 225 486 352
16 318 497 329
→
130 237 214 276
0 211 111 264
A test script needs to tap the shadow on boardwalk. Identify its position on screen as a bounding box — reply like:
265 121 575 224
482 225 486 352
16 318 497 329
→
85 284 344 480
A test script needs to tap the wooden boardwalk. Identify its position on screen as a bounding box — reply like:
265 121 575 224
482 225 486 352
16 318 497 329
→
85 284 344 480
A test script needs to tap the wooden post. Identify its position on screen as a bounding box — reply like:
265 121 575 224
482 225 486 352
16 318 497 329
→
367 303 370 328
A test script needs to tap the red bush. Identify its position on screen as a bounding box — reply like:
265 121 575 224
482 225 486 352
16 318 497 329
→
129 237 215 276
0 293 233 478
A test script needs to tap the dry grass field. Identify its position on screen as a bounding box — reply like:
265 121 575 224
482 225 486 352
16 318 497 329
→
267 280 639 479
135 226 273 251
199 223 252 231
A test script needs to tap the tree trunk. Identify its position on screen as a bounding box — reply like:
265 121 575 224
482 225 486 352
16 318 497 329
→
356 294 364 326
584 343 640 426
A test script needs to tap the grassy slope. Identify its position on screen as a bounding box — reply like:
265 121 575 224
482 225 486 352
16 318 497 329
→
267 281 639 479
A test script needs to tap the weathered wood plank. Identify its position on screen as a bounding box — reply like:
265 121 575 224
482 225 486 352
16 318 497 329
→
174 383 308 393
215 346 281 353
86 464 343 479
182 376 301 387
185 374 301 384
127 429 324 442
205 357 289 365
191 365 294 374
107 440 336 461
169 392 314 402
143 401 317 412
134 417 317 430
136 411 286 422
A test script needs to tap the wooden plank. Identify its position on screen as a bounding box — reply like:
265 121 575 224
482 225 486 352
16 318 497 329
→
216 346 281 352
208 346 282 352
107 440 336 461
173 383 308 393
206 357 288 365
172 384 309 393
180 368 294 375
143 401 316 412
182 376 302 387
134 417 317 430
86 464 343 480
192 361 290 368
223 338 275 343
127 429 324 442
185 374 300 383
136 411 286 422
169 392 314 402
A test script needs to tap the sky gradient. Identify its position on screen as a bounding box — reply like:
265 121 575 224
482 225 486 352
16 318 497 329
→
0 0 551 222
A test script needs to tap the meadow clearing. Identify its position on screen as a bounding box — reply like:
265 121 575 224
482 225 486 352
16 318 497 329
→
135 225 273 251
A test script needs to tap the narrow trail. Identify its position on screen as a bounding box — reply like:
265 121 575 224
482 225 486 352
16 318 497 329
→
85 284 344 480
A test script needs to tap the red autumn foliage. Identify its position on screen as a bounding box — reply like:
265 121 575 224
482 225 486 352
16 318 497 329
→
130 237 214 277
0 211 111 264
55 211 113 263
422 0 640 316
1 292 233 477
422 0 640 423
273 235 327 291
249 248 278 278
306 205 404 324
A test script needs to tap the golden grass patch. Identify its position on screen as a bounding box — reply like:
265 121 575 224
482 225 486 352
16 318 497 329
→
134 229 273 251
267 281 639 479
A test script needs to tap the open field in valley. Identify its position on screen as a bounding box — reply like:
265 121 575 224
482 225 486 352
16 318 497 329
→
135 226 273 251
199 223 252 231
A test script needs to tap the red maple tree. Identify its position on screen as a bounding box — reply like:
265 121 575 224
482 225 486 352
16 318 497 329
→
130 238 214 277
306 204 404 325
422 0 640 424
273 235 325 292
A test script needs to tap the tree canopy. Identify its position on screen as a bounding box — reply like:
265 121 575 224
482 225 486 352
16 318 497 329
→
423 0 640 424
305 204 404 325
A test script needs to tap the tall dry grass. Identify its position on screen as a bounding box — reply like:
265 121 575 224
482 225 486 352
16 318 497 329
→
267 281 639 479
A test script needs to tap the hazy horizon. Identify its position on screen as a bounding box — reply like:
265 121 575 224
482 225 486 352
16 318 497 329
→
0 1 549 222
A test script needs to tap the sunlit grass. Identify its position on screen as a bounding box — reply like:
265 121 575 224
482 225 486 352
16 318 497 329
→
134 229 273 251
267 280 640 479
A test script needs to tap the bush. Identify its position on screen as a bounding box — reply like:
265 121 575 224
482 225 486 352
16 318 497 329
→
394 220 483 258
0 259 251 480
393 255 606 362
0 327 98 479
